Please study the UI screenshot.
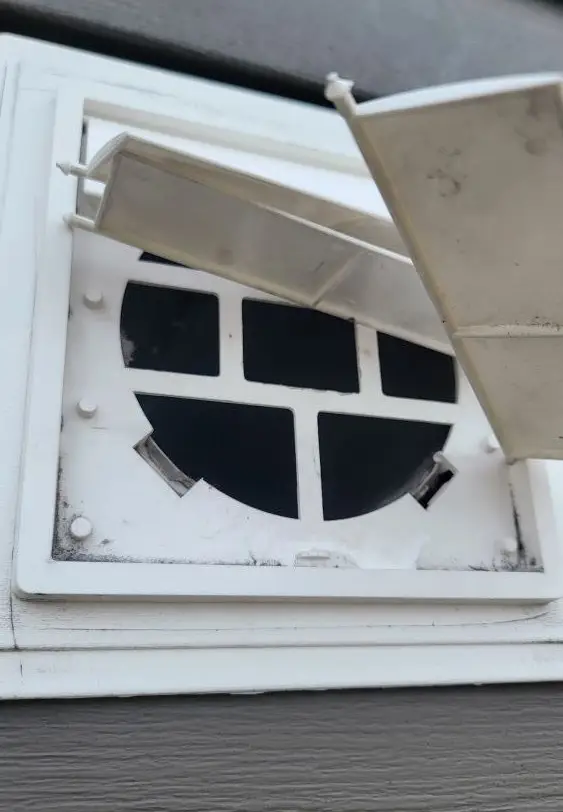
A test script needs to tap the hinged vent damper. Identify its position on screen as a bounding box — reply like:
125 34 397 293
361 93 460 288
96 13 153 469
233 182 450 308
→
324 71 563 464
57 132 448 353
60 70 563 466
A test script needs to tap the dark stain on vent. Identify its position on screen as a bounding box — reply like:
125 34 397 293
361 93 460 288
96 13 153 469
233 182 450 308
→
121 282 219 375
242 299 359 393
139 251 188 267
318 412 451 520
377 332 457 403
136 394 298 519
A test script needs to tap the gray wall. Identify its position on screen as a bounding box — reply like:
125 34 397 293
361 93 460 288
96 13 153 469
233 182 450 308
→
3 1 563 809
6 0 563 100
2 686 563 812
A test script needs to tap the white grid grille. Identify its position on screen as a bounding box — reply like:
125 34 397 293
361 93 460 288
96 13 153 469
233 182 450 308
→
54 229 520 573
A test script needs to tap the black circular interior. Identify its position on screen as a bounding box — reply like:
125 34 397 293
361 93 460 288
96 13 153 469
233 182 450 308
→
121 254 456 520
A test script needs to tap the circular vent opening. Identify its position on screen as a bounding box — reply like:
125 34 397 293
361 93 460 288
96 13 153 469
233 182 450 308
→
121 253 457 520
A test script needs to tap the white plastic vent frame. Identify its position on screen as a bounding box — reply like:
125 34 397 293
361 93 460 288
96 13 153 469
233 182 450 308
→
5 37 563 699
6 51 562 604
58 229 523 581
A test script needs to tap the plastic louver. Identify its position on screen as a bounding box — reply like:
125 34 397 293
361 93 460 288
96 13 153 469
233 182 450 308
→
64 134 448 352
325 72 563 461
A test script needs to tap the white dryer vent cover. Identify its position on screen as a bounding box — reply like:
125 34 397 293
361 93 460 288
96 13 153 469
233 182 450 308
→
54 73 563 586
63 71 563 464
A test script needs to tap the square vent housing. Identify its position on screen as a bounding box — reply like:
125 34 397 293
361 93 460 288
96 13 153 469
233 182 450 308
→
2 36 563 699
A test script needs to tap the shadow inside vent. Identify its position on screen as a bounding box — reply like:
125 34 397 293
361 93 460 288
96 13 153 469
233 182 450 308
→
135 394 299 519
121 282 220 375
139 251 189 267
318 412 452 520
242 299 359 393
378 332 457 403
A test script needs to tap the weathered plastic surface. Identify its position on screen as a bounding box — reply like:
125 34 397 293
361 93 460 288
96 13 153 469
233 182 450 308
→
88 134 448 350
333 73 563 460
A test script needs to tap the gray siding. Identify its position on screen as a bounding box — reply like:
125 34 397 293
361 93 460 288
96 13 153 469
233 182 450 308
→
2 686 563 811
5 0 563 99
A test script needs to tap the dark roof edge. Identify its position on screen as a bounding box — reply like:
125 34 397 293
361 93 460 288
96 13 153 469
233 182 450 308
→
0 4 355 107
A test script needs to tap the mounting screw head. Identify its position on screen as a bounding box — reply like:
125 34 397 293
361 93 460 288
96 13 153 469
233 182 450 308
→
482 434 500 454
76 399 98 419
83 290 104 309
69 516 92 542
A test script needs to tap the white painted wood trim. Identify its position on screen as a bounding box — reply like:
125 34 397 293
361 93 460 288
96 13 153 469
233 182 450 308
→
2 642 563 699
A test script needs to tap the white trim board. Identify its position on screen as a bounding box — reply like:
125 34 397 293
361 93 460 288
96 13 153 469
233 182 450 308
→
2 35 563 698
3 643 563 700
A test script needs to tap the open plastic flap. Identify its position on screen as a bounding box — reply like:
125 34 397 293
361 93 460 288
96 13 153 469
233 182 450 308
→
327 73 563 460
77 134 449 352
